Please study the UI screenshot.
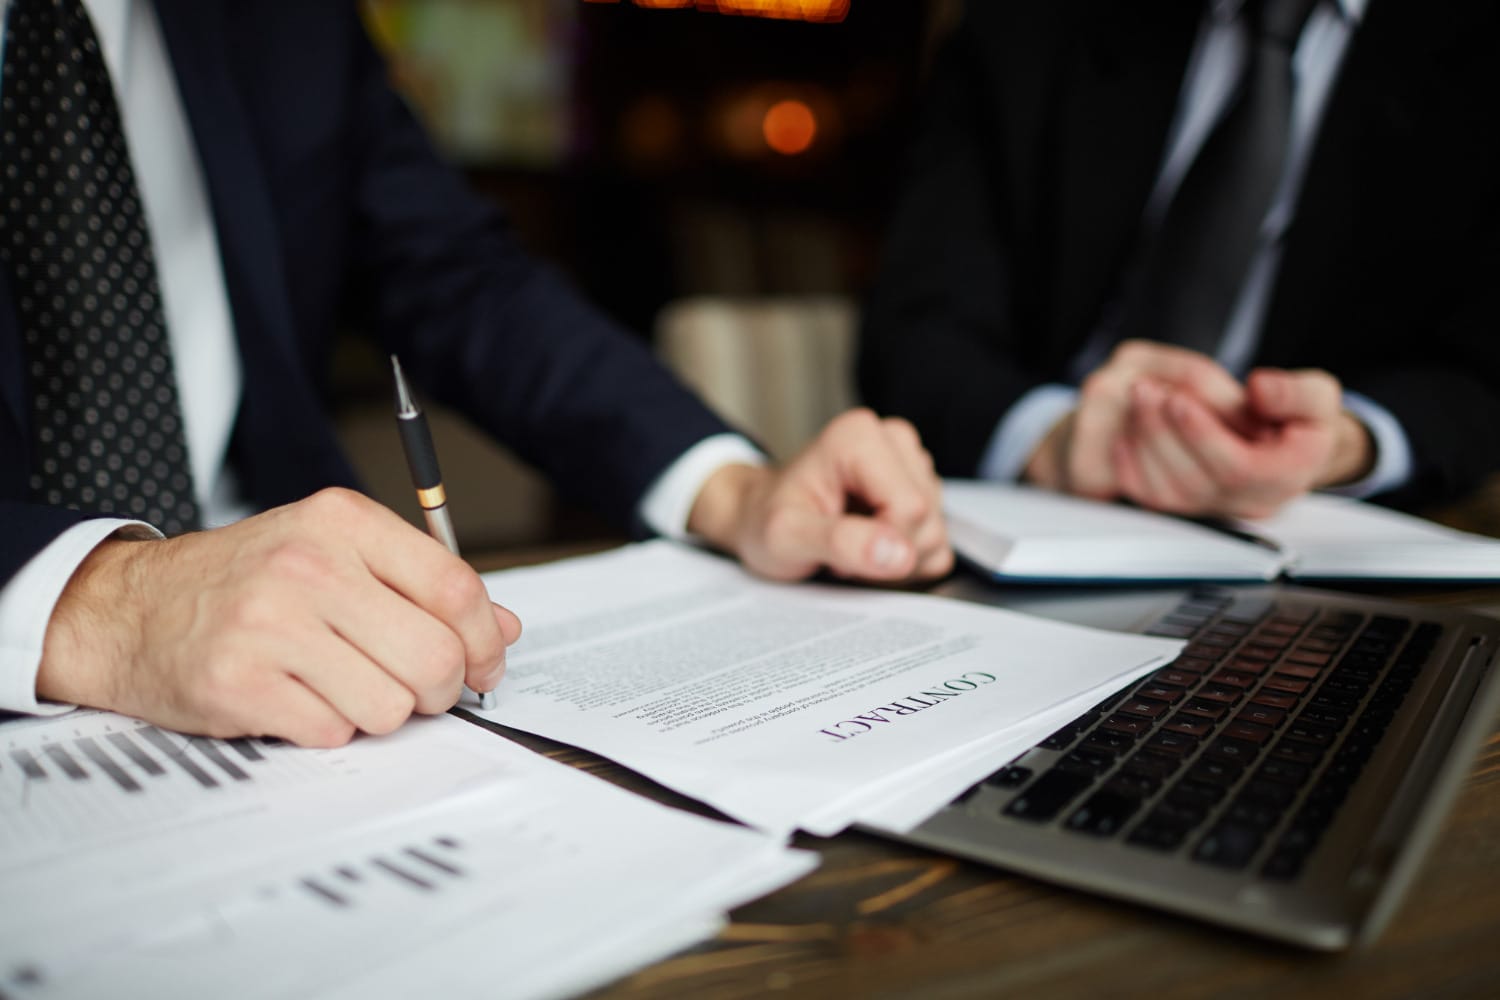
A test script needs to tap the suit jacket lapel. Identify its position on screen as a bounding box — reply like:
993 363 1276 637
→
150 0 304 371
148 0 357 506
1262 2 1453 363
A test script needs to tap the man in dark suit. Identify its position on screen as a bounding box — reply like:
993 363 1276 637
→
860 1 1500 520
0 0 950 745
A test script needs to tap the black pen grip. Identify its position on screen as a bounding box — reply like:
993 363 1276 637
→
398 415 444 491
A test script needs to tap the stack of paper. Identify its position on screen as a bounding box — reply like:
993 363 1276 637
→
474 542 1184 838
0 711 813 999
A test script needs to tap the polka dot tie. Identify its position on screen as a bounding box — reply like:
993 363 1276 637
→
0 0 200 535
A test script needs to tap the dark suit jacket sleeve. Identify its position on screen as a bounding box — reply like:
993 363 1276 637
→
857 15 1031 478
0 502 91 589
1338 233 1500 511
335 13 733 530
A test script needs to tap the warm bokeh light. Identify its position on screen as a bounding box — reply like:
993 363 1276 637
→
583 0 850 23
762 99 817 155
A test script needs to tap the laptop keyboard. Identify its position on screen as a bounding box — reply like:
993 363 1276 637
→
964 588 1442 881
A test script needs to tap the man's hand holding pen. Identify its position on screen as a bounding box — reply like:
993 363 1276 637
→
35 489 521 747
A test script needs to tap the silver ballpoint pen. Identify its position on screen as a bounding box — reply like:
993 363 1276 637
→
391 356 499 711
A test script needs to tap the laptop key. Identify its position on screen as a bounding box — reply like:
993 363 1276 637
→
1058 748 1114 776
1194 822 1264 869
1127 812 1195 851
1168 778 1226 810
1082 731 1136 755
984 765 1033 788
1106 771 1161 798
1225 796 1284 832
1121 749 1181 780
1003 769 1093 822
1065 790 1141 836
1187 757 1244 787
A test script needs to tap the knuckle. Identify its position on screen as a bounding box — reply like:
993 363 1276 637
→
226 589 281 633
1113 339 1152 366
829 406 880 441
192 651 255 715
263 539 333 586
1079 370 1120 404
880 415 921 447
893 492 932 525
416 631 467 689
299 718 357 749
306 486 368 520
432 564 487 620
829 519 870 566
364 689 417 736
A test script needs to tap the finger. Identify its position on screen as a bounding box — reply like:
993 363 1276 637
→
320 577 469 715
1161 390 1281 514
1247 368 1342 422
817 410 934 532
1111 435 1152 504
471 603 523 694
311 491 508 680
1110 339 1247 414
236 673 360 749
276 625 426 735
1129 383 1218 511
1123 423 1180 509
1069 370 1131 497
767 505 917 581
877 418 952 575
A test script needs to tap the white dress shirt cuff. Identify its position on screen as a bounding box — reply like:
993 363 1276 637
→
1322 390 1413 500
0 518 162 715
978 384 1080 482
638 433 768 540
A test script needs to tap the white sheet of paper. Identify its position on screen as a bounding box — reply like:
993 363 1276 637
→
1244 492 1500 579
0 713 813 1000
472 542 1182 837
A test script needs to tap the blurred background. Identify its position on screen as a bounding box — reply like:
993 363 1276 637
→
339 0 962 550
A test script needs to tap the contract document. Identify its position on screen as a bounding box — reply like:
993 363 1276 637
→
0 712 812 1000
473 542 1183 837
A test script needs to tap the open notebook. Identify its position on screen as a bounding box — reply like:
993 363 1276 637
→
944 481 1500 584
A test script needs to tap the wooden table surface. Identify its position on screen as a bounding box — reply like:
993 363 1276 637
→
469 544 1500 1000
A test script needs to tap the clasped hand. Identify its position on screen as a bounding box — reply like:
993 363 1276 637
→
1026 340 1374 519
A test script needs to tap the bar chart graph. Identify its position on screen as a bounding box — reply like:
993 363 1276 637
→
0 713 342 859
299 835 469 910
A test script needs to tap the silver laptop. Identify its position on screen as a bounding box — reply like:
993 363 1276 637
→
877 579 1500 950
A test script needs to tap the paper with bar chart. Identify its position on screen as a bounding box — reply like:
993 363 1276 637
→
0 711 812 999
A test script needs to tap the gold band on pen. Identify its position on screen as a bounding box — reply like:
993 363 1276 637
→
416 484 447 510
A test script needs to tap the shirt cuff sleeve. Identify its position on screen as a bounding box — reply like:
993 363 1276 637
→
0 518 161 715
978 384 1080 481
1321 390 1413 500
637 433 768 540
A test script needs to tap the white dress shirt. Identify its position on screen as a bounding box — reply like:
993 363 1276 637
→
980 0 1410 498
0 0 762 714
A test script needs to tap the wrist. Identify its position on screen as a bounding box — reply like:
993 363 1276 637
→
685 463 772 554
36 537 150 708
1023 415 1070 489
1318 411 1377 488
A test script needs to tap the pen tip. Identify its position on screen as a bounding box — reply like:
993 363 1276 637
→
391 355 418 415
